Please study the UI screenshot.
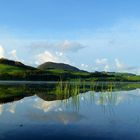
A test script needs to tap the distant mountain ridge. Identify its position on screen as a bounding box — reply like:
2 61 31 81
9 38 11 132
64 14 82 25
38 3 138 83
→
38 61 82 72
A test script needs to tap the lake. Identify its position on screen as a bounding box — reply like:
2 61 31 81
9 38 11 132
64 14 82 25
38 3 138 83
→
0 82 140 140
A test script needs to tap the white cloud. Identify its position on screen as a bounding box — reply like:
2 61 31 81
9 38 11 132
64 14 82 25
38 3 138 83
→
104 65 110 72
60 40 85 52
113 58 140 74
115 58 125 70
16 39 85 66
81 63 88 68
95 58 108 65
94 58 110 72
9 49 18 60
80 63 89 70
35 51 69 65
93 58 140 74
56 51 63 56
9 49 17 57
35 51 58 65
0 45 5 58
29 40 85 54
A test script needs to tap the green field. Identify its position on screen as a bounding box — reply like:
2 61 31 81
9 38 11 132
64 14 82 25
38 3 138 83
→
0 64 26 74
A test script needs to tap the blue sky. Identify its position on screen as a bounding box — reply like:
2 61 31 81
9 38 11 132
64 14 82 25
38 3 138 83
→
0 0 139 74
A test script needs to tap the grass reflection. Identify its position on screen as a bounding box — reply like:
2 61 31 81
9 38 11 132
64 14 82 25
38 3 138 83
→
0 82 139 112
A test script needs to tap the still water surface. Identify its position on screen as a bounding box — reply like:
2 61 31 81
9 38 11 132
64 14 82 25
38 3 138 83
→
0 82 140 140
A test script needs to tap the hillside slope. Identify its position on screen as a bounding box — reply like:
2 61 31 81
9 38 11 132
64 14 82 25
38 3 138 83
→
0 58 139 82
38 62 81 72
0 58 36 74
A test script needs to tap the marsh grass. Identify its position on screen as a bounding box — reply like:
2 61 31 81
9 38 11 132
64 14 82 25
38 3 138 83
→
53 81 119 111
53 81 140 112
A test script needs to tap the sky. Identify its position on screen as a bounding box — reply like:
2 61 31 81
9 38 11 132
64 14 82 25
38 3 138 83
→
0 0 140 74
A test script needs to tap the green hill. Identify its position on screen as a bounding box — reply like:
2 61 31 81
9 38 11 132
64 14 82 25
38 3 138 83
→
0 58 139 82
38 62 82 72
0 58 36 74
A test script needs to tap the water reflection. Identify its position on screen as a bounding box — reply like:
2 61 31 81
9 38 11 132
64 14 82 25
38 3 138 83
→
0 82 139 115
0 82 140 104
0 82 140 139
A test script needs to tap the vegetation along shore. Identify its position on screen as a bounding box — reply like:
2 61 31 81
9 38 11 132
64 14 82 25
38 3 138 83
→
0 58 140 82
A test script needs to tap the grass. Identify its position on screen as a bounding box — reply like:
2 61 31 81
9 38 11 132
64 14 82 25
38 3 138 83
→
0 63 140 82
0 64 26 74
46 69 67 74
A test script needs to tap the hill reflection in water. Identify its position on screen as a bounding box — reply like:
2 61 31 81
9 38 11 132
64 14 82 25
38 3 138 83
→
0 82 140 139
0 82 139 104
